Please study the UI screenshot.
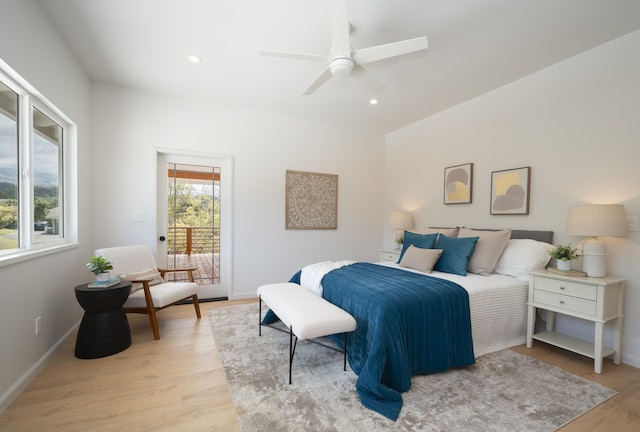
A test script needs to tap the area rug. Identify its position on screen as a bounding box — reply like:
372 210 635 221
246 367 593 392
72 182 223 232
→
209 303 616 432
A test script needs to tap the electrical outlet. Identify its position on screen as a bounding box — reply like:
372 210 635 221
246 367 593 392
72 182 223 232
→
35 316 42 335
627 215 639 232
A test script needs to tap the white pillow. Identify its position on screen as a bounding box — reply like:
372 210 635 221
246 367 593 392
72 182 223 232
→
494 239 553 283
399 245 443 274
118 267 164 293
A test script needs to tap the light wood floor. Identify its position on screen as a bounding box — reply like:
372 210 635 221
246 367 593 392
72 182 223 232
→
1 300 639 431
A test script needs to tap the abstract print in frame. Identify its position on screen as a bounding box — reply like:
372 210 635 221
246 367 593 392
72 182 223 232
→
490 166 531 215
443 163 473 204
286 170 338 230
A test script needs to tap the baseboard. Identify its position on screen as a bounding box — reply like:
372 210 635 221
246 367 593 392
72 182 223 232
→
230 292 256 300
622 352 640 369
0 321 80 415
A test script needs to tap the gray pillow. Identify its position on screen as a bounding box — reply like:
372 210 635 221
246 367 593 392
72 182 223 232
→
458 228 511 275
399 245 443 273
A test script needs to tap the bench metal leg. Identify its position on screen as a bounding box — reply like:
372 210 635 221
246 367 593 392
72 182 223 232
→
344 333 348 372
289 325 298 385
258 295 262 337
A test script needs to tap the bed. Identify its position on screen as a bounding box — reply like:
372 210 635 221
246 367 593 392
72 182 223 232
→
264 228 553 420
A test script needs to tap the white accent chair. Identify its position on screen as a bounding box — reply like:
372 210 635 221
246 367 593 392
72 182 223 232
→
95 245 201 340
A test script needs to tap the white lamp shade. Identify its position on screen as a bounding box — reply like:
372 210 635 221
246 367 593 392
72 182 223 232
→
567 204 628 237
389 212 413 230
566 204 627 277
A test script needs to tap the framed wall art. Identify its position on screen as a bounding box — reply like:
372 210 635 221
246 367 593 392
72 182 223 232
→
285 170 338 230
490 166 531 215
443 163 473 204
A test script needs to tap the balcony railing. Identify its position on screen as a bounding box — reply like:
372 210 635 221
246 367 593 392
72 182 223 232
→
166 226 220 284
167 226 220 255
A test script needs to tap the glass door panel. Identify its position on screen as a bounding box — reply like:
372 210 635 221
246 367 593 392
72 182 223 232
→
166 162 224 297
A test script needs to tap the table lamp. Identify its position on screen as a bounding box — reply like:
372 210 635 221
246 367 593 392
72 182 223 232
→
566 204 627 277
389 212 413 250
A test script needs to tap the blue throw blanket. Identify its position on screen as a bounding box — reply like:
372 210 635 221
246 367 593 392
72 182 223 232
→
264 262 475 420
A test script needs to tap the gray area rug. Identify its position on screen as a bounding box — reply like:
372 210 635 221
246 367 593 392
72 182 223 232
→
209 303 616 432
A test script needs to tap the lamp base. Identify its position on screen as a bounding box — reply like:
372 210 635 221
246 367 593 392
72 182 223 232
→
581 237 606 277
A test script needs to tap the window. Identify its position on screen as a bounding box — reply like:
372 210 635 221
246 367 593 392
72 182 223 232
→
32 108 63 243
0 60 76 262
0 81 19 251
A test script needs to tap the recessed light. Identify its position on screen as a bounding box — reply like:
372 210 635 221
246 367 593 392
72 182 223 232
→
189 56 201 64
369 99 378 105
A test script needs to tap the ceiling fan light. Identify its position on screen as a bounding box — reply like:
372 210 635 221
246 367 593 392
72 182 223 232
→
330 57 354 77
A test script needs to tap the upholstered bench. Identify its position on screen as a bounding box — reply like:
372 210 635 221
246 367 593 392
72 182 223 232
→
256 282 357 384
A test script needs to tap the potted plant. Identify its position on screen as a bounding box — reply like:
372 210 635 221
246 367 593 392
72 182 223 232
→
87 255 114 281
548 243 581 271
395 235 404 250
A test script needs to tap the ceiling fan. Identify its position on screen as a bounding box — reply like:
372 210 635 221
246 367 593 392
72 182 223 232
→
260 0 428 95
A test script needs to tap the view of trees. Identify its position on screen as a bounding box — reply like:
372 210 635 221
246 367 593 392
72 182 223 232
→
167 181 220 254
0 199 17 229
168 182 218 227
0 181 57 230
0 181 16 199
0 181 58 251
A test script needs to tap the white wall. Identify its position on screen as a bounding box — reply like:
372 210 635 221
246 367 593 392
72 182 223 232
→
91 84 385 299
0 0 92 411
385 31 640 367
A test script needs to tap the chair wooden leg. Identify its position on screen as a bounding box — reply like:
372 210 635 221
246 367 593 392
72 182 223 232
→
147 308 160 340
142 283 161 340
192 294 201 318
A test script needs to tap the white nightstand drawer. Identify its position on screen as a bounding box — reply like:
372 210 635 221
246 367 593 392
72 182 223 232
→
533 290 596 316
380 250 400 262
535 277 596 301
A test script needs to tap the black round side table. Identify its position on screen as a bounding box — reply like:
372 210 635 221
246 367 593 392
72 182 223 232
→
74 281 132 359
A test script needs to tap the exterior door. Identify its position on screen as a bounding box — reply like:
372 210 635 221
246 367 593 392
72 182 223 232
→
156 151 232 300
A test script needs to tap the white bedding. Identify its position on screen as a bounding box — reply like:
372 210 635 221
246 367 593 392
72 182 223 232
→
377 261 528 358
300 260 355 296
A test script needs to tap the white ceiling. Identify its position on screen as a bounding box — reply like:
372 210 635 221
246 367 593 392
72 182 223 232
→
37 0 640 134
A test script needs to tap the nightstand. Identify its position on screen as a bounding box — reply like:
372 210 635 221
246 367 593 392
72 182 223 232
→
379 249 400 262
527 270 625 374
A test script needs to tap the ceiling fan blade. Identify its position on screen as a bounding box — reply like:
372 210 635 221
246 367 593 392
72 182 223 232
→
330 0 351 57
302 66 333 95
352 36 428 65
260 50 330 63
352 65 386 93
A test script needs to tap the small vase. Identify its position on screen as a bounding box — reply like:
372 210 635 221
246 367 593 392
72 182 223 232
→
96 272 111 282
556 260 571 271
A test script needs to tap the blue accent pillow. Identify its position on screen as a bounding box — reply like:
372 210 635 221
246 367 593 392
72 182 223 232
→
434 234 479 276
397 231 438 263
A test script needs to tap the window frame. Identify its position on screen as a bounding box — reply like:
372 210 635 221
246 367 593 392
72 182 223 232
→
0 59 77 266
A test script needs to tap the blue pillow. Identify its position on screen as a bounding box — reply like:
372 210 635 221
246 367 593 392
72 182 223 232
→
434 234 479 276
397 231 437 263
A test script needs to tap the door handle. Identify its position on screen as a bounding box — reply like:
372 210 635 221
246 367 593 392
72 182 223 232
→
159 235 166 241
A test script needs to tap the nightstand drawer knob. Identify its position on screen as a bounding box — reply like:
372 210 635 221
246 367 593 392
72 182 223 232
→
559 300 565 304
560 286 566 290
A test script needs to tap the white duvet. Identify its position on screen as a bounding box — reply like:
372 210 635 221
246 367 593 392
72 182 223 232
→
299 260 355 296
